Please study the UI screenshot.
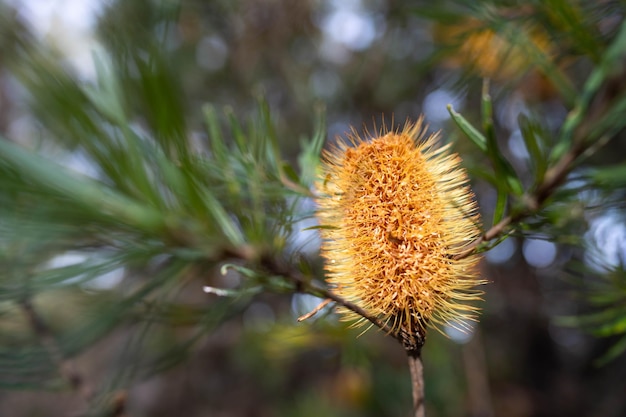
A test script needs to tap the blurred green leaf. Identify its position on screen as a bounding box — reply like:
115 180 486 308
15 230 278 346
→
298 105 326 188
447 104 487 152
0 138 166 234
553 19 626 161
492 187 508 225
200 188 246 248
481 86 524 196
497 22 577 106
84 52 127 126
518 113 548 186
203 104 229 163
134 50 188 160
587 90 626 142
588 164 626 187
595 334 626 366
539 0 602 61
557 263 626 365
449 98 523 199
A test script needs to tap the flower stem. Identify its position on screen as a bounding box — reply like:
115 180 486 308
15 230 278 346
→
407 348 425 417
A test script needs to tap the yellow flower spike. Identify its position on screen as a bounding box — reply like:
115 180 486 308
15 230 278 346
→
315 118 485 344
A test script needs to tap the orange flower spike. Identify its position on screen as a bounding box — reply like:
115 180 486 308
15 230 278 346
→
315 119 485 339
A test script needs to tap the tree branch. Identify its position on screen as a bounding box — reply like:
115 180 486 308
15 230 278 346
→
20 298 129 417
258 255 399 338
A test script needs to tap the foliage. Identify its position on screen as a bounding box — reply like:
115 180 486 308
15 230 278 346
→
1 0 626 416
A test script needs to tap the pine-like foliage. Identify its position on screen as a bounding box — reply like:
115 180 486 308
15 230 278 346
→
1 0 626 416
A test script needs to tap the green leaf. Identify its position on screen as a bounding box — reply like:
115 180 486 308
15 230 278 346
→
203 104 229 163
481 79 495 142
591 314 626 337
280 163 301 186
84 52 127 126
595 334 626 367
492 187 508 225
553 19 626 161
301 224 338 231
448 98 523 196
134 50 188 159
0 138 166 234
587 90 626 141
467 166 497 187
539 0 601 61
298 105 326 188
227 108 249 155
588 164 626 187
518 113 548 185
488 145 524 196
447 104 487 152
203 285 263 298
200 188 245 247
257 95 280 170
481 86 524 196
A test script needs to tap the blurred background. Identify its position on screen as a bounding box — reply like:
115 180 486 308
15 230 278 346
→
1 0 626 416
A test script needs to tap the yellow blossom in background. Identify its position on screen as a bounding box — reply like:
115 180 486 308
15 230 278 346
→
315 119 484 338
435 17 553 85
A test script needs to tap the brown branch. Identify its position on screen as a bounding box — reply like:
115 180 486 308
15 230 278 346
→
258 255 400 340
407 349 425 417
21 298 129 417
452 214 516 260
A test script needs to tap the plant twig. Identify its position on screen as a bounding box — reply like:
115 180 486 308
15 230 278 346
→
297 298 332 321
258 256 400 340
21 297 131 417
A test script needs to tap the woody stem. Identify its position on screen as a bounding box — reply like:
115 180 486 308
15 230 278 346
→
407 348 426 417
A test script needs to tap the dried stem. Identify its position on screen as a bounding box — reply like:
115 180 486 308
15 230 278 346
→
297 298 332 321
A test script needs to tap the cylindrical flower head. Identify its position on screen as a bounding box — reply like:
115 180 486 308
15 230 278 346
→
315 119 484 339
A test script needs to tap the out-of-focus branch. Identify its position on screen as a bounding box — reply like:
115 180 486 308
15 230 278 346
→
19 298 87 395
20 298 128 417
19 298 90 405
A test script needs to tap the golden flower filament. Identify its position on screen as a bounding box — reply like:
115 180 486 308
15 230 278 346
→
315 120 484 338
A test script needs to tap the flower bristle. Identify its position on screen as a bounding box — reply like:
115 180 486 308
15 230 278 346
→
315 118 484 339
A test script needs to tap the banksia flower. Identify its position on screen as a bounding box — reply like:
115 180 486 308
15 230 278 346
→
315 119 483 343
435 18 552 82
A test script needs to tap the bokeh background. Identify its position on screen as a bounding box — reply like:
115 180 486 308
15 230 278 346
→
1 1 626 416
